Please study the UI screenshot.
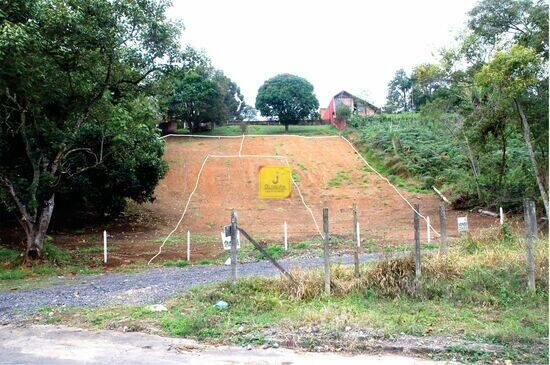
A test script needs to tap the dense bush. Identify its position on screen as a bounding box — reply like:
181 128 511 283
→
353 115 536 210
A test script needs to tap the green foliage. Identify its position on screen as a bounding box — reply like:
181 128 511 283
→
335 103 351 122
77 234 548 363
475 45 542 98
0 0 179 253
328 171 350 187
385 69 413 112
255 74 319 129
256 245 284 260
163 259 189 268
380 0 548 211
197 259 214 265
294 242 309 249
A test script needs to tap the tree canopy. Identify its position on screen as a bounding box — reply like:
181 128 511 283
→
0 0 180 257
383 0 548 215
255 74 319 131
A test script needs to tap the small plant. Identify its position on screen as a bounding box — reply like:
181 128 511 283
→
197 259 214 265
328 171 350 187
163 259 189 268
256 245 284 260
239 121 248 134
294 242 309 249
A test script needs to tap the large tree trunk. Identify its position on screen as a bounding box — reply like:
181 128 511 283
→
515 98 549 218
24 194 55 259
284 123 289 132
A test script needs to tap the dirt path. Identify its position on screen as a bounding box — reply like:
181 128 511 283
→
0 252 399 323
0 324 443 365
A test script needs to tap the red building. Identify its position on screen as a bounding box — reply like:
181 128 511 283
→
320 91 379 129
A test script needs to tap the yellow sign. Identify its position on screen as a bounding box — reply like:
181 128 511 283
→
258 166 292 199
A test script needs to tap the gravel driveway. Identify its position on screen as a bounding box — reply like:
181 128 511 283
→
0 252 395 323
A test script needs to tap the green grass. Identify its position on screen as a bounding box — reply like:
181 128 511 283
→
0 239 104 289
328 171 350 187
175 124 340 136
293 242 309 249
256 245 285 260
196 258 215 265
360 150 428 193
163 259 189 268
54 233 547 363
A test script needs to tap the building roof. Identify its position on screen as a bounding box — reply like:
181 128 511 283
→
333 90 380 113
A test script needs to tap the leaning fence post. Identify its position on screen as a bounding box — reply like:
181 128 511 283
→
323 207 331 295
352 203 360 277
438 205 447 255
499 207 504 226
523 199 536 291
413 204 421 279
230 209 238 285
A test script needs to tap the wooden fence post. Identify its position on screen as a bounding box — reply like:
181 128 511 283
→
103 230 108 264
284 221 288 251
524 199 536 291
413 204 421 280
231 209 238 285
438 205 447 255
352 203 360 277
186 230 191 262
323 207 330 295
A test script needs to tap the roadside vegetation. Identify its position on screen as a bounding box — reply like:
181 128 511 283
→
46 229 548 363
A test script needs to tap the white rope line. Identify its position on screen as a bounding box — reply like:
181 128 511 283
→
147 153 323 264
281 156 324 239
340 136 441 238
238 134 245 156
161 133 340 140
148 154 211 265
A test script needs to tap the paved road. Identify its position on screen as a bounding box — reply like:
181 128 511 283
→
0 252 399 323
0 324 442 365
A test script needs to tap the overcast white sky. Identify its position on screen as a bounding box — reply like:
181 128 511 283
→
168 0 477 109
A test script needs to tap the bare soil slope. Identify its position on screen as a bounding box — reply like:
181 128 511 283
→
149 135 494 245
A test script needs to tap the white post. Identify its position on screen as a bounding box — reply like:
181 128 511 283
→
103 230 107 264
187 230 191 262
284 221 288 251
499 207 504 225
356 222 361 247
426 216 431 244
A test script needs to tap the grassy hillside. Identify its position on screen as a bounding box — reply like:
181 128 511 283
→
351 114 535 211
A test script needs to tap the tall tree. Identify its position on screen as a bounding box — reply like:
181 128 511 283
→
0 0 180 258
255 74 319 132
385 69 413 112
475 45 548 217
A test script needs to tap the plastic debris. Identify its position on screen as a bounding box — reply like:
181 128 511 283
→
213 300 229 310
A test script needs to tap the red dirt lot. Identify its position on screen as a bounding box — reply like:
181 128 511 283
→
34 134 497 267
146 135 496 253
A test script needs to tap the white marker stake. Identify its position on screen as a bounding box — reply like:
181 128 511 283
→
284 222 288 251
187 230 191 262
103 230 107 264
426 216 431 244
499 207 504 225
356 222 361 247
